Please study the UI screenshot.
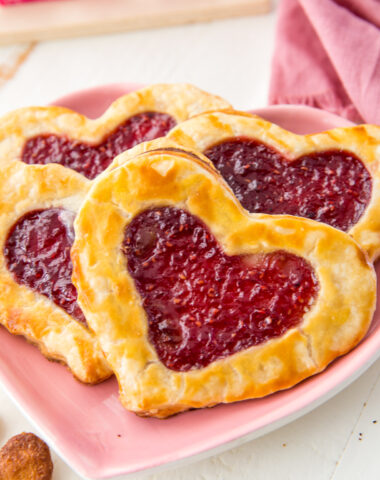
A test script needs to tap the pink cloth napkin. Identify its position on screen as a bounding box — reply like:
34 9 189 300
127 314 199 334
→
269 0 380 124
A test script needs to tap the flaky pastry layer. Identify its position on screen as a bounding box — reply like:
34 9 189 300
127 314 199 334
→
0 163 111 383
72 150 376 416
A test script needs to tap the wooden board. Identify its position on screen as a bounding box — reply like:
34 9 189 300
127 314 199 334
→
0 0 271 45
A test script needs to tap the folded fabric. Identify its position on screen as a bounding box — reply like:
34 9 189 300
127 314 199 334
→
269 0 380 125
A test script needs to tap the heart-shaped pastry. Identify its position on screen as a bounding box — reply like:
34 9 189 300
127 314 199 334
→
72 148 375 417
0 163 111 383
0 84 230 180
167 112 380 260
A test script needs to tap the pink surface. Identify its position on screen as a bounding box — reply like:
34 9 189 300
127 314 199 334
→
269 0 380 125
0 0 48 5
1 84 379 480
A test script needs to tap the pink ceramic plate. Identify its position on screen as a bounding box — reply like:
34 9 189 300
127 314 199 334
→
1 84 379 480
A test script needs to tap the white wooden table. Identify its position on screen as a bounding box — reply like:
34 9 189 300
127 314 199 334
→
1 5 380 479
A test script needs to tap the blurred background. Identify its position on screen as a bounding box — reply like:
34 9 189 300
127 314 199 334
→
0 0 276 114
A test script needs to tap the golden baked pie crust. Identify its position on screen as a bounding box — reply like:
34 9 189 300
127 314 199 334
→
0 163 111 383
72 150 376 416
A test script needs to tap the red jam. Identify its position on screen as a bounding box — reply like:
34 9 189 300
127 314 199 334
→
204 138 372 232
4 208 86 324
123 207 318 371
22 112 177 180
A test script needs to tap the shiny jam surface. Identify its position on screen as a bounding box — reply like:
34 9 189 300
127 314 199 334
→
123 207 318 371
22 112 177 180
4 208 86 324
204 138 372 232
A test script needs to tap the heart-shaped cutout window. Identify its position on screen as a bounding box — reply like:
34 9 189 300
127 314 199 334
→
123 207 319 371
22 112 176 179
4 208 85 324
204 138 372 232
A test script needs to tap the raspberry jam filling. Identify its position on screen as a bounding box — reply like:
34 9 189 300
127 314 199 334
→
204 138 372 232
22 112 177 180
123 207 318 371
4 208 86 324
